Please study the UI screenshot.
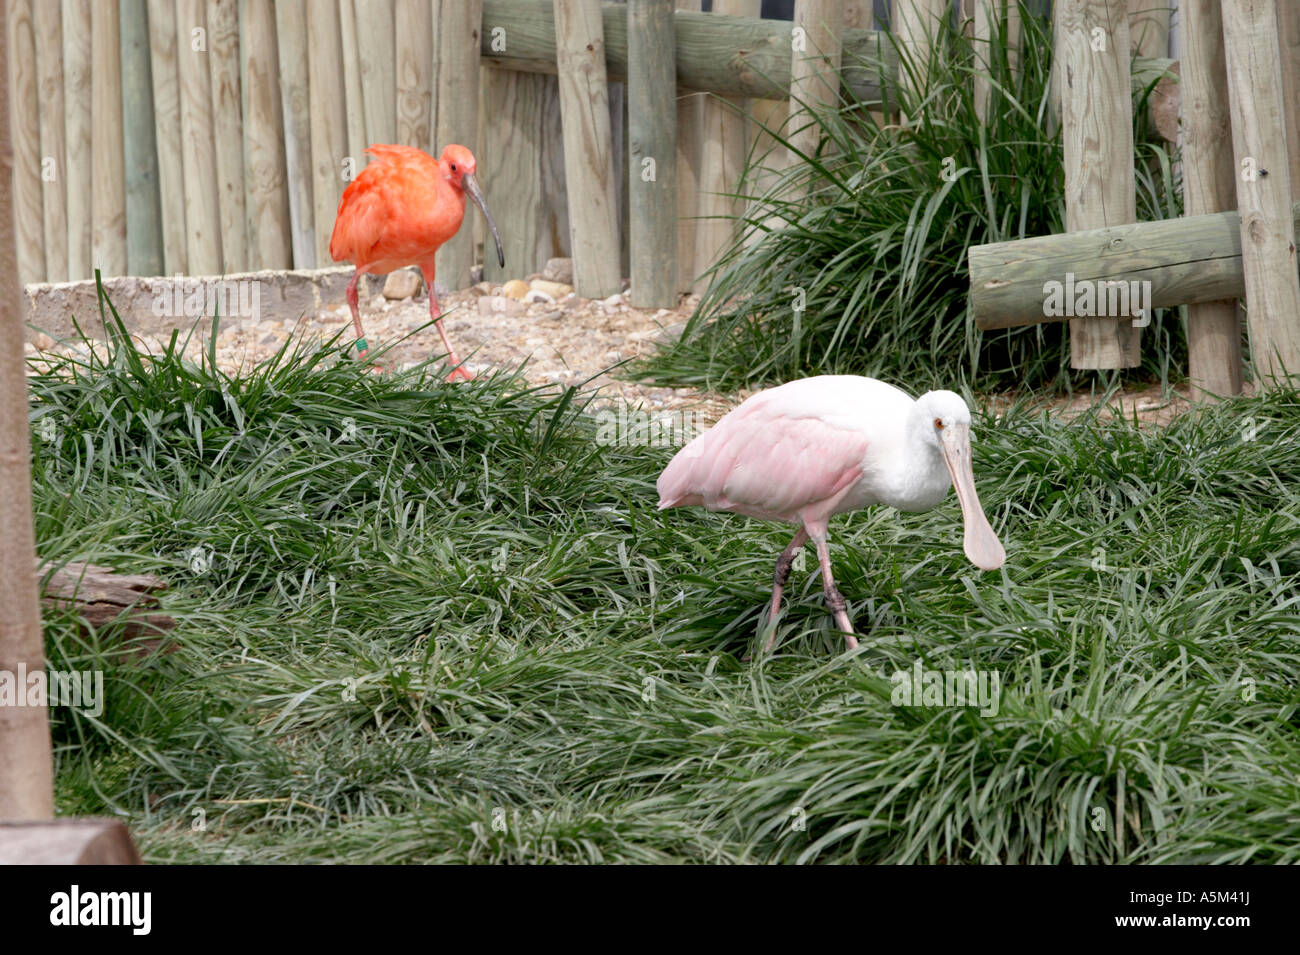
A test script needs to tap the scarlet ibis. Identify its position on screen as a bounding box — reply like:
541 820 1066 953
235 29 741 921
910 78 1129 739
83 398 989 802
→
329 144 504 380
657 376 1006 653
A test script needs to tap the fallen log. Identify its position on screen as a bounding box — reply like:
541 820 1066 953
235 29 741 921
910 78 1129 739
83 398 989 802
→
480 0 1174 106
37 559 175 642
969 201 1300 331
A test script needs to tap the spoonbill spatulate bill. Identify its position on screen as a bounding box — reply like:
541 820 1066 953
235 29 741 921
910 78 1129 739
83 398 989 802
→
657 376 1006 653
330 144 505 380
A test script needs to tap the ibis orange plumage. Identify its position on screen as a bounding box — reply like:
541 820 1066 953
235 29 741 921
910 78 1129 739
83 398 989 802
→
329 144 504 379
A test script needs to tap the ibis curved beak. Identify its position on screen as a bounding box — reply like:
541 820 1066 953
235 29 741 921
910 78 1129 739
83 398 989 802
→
461 172 505 268
939 422 1006 571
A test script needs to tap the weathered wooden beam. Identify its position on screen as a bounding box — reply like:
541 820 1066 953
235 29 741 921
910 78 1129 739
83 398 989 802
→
91 0 126 277
553 0 621 298
306 0 347 269
788 0 842 163
969 202 1300 331
121 0 163 278
1181 0 1242 400
674 0 703 293
0 820 141 863
628 0 676 306
1222 0 1300 385
63 0 92 279
207 0 245 273
274 0 315 268
338 0 368 165
394 0 434 153
481 0 1168 106
177 0 222 274
894 0 946 123
355 0 396 147
7 0 43 284
147 0 187 275
435 0 483 290
240 0 292 271
1056 0 1139 369
33 1 68 282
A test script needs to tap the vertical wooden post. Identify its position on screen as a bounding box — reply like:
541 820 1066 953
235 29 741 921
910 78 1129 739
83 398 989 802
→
395 0 434 153
274 0 315 268
1277 0 1300 191
240 0 291 271
480 69 546 282
435 0 483 290
7 0 41 284
306 0 347 268
121 0 163 277
1222 0 1300 384
787 0 842 165
553 0 621 298
971 0 1022 125
207 0 244 273
62 0 91 279
628 0 676 306
893 0 947 117
1128 0 1170 59
694 0 757 281
147 0 186 275
33 1 67 282
355 0 396 147
338 0 368 165
1181 0 1243 399
675 0 703 294
1056 0 1140 369
91 0 126 277
177 0 222 274
0 0 54 820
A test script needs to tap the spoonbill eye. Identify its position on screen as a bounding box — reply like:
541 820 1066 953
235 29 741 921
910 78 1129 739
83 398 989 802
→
450 163 458 172
934 418 944 430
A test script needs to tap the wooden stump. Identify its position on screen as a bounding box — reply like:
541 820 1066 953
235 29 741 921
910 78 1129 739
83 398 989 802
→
0 819 141 864
38 560 175 646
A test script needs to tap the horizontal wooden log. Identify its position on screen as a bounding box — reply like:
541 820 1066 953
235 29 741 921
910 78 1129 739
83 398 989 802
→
483 0 1171 103
0 819 141 863
37 559 175 637
970 202 1300 330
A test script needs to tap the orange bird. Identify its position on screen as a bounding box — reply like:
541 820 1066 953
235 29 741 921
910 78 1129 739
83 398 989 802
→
329 143 504 380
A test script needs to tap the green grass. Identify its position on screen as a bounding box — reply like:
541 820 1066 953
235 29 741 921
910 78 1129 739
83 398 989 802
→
29 304 1300 863
641 2 1187 394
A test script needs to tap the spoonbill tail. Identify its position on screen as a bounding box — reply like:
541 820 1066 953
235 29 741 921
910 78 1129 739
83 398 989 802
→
657 376 1006 653
329 144 505 380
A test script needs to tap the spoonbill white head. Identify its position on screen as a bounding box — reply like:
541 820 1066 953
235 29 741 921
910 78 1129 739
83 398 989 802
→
914 390 1006 572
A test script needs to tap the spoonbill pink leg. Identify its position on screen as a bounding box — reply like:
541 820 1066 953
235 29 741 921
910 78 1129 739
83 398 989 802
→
809 528 858 649
762 529 809 654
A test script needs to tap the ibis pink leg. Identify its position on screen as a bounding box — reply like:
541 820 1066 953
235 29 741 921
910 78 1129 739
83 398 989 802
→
762 529 809 654
345 268 371 356
422 264 472 382
810 530 858 649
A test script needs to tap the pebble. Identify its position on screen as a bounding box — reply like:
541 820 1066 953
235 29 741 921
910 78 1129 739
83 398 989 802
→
530 279 573 299
601 293 624 308
383 268 423 300
524 289 555 305
542 257 574 285
478 295 525 317
502 279 530 300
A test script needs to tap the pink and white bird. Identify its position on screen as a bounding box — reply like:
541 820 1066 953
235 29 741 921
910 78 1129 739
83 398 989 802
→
657 376 1006 653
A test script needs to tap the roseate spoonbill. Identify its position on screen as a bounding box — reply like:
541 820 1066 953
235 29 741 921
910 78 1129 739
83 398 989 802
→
657 376 1006 653
329 144 504 380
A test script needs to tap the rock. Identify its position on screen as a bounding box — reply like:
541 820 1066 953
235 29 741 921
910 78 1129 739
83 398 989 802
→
530 279 573 299
433 280 451 300
601 292 624 308
542 257 574 285
478 295 525 317
31 332 55 351
470 264 484 284
524 289 555 305
502 279 530 300
383 268 423 300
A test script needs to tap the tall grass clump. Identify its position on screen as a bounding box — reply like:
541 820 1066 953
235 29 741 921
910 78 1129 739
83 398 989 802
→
644 3 1183 393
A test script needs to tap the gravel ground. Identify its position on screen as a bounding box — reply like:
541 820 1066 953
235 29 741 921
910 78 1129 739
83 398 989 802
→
25 263 1210 431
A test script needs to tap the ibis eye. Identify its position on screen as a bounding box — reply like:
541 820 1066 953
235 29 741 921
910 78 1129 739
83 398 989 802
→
450 163 457 172
934 418 944 430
